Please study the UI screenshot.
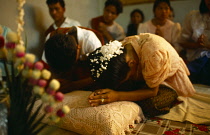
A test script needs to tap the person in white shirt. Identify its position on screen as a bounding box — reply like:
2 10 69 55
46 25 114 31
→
42 26 102 63
43 26 102 93
138 0 181 49
45 0 81 37
177 0 210 85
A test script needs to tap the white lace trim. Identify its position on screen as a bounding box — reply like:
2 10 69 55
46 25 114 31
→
33 91 145 135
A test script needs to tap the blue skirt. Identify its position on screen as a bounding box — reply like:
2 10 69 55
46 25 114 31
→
187 56 210 85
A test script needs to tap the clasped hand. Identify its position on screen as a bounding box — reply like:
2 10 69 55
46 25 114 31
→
198 34 210 49
155 25 164 37
198 34 205 46
88 89 119 107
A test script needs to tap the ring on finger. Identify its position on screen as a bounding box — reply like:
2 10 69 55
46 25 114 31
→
101 98 104 103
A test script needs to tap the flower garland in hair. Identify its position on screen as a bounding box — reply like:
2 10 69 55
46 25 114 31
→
88 40 124 80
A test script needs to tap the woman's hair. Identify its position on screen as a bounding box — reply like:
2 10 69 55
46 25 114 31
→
46 0 65 8
44 33 77 73
153 0 171 12
199 0 209 14
105 0 123 15
130 9 145 22
88 47 129 89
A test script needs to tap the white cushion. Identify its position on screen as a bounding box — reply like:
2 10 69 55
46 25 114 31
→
34 91 145 135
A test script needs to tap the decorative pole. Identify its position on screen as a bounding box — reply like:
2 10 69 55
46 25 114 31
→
16 0 26 46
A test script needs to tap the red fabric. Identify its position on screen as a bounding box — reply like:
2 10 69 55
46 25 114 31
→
45 24 55 37
90 16 104 31
39 60 50 70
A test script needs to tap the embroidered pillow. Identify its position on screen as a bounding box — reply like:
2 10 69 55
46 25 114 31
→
34 91 145 135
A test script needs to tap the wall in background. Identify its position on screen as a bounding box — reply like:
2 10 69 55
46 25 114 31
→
0 0 199 59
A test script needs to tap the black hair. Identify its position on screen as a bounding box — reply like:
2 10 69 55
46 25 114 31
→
105 0 123 15
199 0 209 14
46 0 65 8
87 47 129 89
44 33 77 73
130 9 145 22
153 0 171 12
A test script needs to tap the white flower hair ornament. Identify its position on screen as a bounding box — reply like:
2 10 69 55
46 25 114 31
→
88 40 124 80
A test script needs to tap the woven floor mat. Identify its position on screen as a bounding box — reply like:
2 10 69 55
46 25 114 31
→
128 117 210 135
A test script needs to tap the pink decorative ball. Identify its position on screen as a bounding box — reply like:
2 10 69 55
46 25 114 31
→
34 62 44 70
6 42 16 49
56 109 65 117
54 92 64 102
16 52 25 58
38 79 47 87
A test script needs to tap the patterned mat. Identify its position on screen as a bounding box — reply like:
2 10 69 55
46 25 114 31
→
37 117 210 135
129 117 210 135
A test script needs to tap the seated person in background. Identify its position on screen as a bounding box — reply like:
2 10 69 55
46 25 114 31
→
87 33 195 118
126 9 144 36
43 26 102 93
89 0 125 44
45 0 81 37
177 0 210 85
138 0 181 50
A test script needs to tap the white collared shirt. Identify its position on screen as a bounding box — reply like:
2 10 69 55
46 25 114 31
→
42 26 102 62
52 17 81 30
76 26 102 60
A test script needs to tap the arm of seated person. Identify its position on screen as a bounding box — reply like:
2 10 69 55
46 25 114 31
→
179 34 206 49
58 77 95 93
98 22 114 41
180 41 202 49
88 86 159 107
